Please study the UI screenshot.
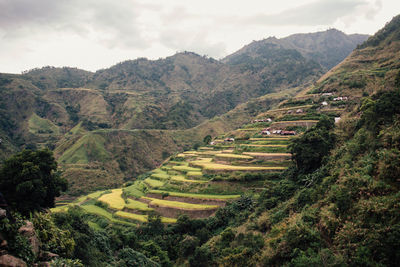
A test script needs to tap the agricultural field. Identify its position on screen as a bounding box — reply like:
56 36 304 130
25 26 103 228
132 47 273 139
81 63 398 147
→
52 117 302 223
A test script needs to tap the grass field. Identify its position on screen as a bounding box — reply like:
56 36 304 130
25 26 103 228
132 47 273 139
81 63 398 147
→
98 189 125 210
143 197 218 210
125 199 153 211
144 178 165 188
149 190 240 200
58 133 110 164
28 113 60 135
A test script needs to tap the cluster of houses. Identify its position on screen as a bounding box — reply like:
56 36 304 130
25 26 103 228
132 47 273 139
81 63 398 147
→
260 128 296 136
333 96 348 101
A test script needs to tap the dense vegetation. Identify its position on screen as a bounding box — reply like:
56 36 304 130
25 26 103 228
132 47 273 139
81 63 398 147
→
0 149 67 215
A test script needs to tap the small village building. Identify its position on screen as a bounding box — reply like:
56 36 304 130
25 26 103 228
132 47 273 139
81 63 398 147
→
224 138 235 142
333 96 348 101
287 110 293 114
210 141 216 145
296 109 303 114
335 117 341 123
261 130 271 135
322 101 328 106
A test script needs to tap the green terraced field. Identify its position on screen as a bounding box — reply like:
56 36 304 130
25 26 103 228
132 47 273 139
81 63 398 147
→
115 211 147 222
172 165 202 172
123 181 146 198
143 197 219 210
144 178 165 188
115 211 177 223
125 199 153 211
151 170 170 180
81 205 135 226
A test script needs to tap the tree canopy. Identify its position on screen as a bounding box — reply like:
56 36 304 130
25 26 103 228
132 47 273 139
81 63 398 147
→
289 115 335 174
0 149 67 215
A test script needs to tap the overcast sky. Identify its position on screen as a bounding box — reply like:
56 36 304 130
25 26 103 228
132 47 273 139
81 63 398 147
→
0 0 399 73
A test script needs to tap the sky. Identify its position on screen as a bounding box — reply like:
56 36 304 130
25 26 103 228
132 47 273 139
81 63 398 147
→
0 0 399 74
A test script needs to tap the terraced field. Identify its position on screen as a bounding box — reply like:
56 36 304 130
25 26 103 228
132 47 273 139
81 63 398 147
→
52 128 294 224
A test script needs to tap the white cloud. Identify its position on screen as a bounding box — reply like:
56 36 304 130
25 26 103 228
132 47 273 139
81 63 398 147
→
0 0 399 73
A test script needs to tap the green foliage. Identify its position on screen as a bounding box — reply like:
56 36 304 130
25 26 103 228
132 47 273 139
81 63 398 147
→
289 116 335 174
0 149 68 215
32 212 75 257
0 213 35 264
50 258 84 267
203 135 212 144
116 248 160 267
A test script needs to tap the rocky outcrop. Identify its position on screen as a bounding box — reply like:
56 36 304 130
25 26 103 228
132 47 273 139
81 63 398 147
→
0 254 27 267
18 221 40 256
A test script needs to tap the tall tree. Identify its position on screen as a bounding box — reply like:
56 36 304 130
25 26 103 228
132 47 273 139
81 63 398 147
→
0 149 67 215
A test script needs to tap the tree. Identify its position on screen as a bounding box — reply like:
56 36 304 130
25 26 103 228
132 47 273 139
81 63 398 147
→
203 135 212 145
289 116 335 174
0 149 67 215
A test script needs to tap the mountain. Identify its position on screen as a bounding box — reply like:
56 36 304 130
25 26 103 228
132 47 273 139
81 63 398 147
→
0 29 367 195
223 29 369 71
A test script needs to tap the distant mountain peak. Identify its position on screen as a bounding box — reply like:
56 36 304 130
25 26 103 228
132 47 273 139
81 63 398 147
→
223 29 369 70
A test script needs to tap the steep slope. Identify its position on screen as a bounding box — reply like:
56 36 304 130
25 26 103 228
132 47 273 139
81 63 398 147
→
223 29 369 70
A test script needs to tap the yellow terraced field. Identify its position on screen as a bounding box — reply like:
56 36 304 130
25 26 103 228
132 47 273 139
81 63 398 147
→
249 137 291 141
171 175 207 183
191 161 287 171
240 144 288 147
198 147 214 150
98 189 125 210
186 171 202 177
214 153 253 159
143 197 219 210
243 152 291 157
